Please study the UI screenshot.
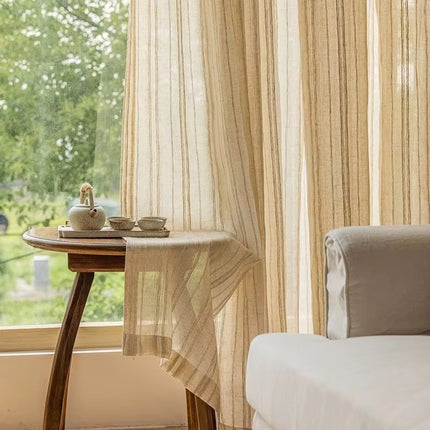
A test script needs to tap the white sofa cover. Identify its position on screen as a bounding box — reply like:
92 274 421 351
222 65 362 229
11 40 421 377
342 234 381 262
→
247 334 430 430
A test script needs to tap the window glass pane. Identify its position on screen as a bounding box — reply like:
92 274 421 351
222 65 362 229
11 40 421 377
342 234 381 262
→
0 0 129 326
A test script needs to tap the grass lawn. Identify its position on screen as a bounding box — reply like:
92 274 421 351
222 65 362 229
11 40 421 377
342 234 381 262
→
0 205 124 326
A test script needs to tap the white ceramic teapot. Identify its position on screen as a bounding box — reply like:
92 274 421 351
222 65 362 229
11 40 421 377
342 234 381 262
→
68 183 106 230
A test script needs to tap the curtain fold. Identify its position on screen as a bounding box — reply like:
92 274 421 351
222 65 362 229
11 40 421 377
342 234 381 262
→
258 0 287 333
199 1 290 425
376 0 430 225
121 0 137 217
276 0 314 334
298 0 370 334
120 1 428 429
199 2 267 427
121 1 281 428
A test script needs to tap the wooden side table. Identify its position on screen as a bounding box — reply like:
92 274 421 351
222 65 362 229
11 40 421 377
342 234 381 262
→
23 227 216 430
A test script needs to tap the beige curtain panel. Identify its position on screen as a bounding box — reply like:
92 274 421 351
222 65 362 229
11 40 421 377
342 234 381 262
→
120 1 427 429
298 0 370 332
122 2 271 428
376 0 430 225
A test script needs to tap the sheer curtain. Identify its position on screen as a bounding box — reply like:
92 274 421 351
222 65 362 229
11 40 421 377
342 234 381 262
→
298 0 371 332
121 1 427 428
376 0 430 225
122 2 273 427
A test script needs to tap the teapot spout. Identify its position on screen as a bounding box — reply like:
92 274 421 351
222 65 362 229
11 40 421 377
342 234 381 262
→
89 208 99 218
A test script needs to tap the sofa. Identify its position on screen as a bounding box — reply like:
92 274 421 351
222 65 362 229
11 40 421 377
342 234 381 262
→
246 226 430 430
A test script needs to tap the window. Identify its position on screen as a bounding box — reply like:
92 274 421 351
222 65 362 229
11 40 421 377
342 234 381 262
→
0 0 129 350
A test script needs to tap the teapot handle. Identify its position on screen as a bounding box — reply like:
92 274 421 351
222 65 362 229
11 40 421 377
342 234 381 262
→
79 183 96 210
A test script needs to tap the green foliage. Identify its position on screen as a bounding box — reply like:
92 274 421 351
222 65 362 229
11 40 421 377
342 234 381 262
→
0 0 128 223
0 1 128 325
1 296 68 325
83 272 124 322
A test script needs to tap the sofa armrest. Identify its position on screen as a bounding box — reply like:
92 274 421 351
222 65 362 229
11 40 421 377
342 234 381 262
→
325 226 430 339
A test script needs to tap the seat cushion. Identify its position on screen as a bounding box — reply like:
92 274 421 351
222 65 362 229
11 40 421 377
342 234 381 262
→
246 333 430 430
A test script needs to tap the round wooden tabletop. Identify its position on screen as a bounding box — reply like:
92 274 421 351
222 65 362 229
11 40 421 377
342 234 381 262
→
23 226 126 255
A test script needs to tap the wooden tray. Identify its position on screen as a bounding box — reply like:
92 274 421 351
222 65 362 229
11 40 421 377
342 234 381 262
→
58 225 170 238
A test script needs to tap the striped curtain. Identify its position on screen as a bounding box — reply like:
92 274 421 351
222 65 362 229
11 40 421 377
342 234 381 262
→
122 2 272 428
121 1 427 428
376 0 430 225
298 0 370 333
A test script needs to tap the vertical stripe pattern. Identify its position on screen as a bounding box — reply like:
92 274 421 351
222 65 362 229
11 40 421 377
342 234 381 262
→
377 0 430 225
199 1 283 426
259 0 287 333
121 0 137 217
116 0 422 428
298 0 370 334
122 1 285 429
277 0 313 334
123 0 215 232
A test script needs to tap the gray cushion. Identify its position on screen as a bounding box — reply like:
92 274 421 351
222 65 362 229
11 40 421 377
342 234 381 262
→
325 225 430 339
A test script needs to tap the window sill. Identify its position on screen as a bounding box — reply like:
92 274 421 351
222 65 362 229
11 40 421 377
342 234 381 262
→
0 321 123 353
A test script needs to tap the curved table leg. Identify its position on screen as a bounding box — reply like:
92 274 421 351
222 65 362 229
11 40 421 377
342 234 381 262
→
186 389 217 430
43 271 94 430
59 371 70 430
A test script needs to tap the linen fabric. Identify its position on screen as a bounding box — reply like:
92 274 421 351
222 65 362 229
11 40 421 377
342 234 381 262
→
298 0 371 333
325 225 430 339
123 232 258 410
119 0 430 428
121 2 309 428
247 333 430 430
121 2 269 427
376 1 430 225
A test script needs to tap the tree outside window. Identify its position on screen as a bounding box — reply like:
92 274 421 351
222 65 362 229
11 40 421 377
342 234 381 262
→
0 0 129 326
